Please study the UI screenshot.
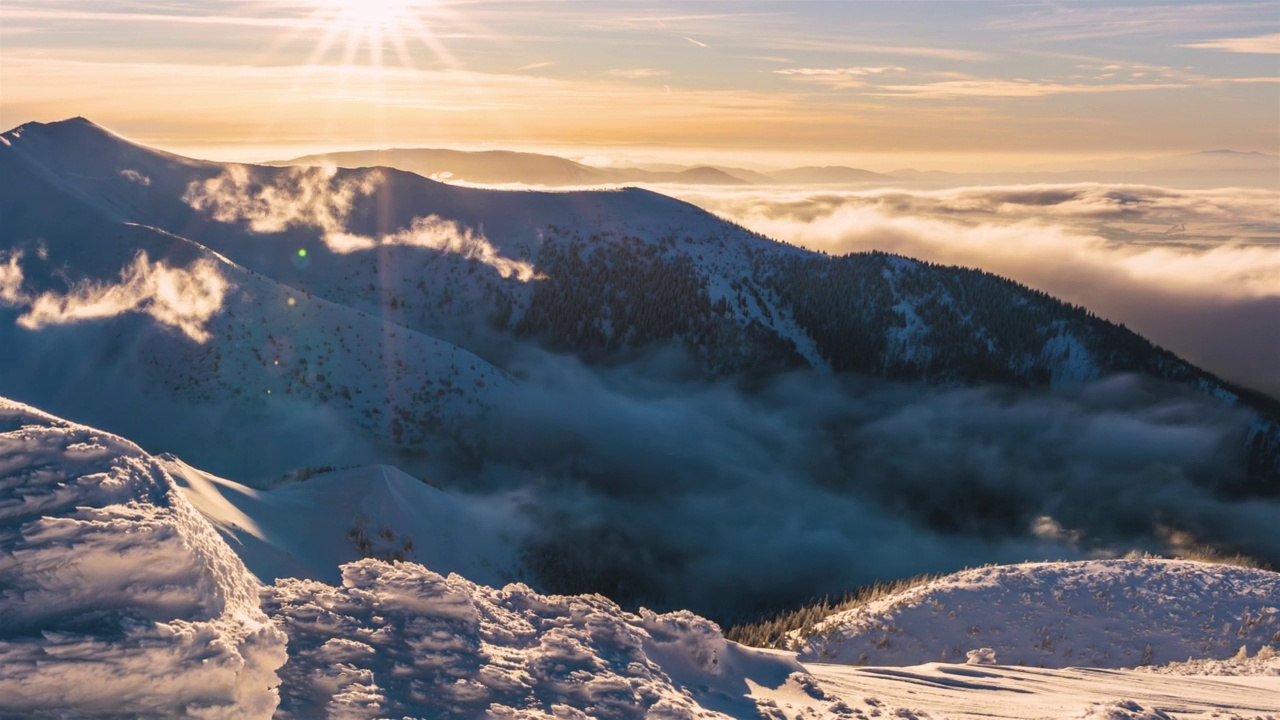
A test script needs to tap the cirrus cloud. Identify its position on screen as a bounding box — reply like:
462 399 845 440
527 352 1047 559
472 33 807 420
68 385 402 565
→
1183 32 1280 54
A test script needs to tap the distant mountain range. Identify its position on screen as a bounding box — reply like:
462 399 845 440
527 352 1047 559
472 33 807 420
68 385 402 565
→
272 146 1277 189
268 147 898 187
3 117 1279 618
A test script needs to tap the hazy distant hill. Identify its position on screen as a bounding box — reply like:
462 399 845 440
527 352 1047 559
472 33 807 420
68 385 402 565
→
276 146 1276 189
272 148 754 186
271 148 895 187
769 165 893 184
270 147 611 185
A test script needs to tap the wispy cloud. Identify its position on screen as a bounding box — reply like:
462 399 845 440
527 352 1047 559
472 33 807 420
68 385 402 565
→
0 251 230 342
774 66 907 76
1183 32 1280 54
774 66 908 89
184 165 377 237
120 169 152 186
989 2 1277 41
376 217 543 281
606 68 670 80
517 61 558 71
185 166 541 281
682 36 709 48
758 38 993 63
0 7 302 29
867 79 1191 99
0 254 25 305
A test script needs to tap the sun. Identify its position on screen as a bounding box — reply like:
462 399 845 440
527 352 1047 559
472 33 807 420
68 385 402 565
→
303 0 458 70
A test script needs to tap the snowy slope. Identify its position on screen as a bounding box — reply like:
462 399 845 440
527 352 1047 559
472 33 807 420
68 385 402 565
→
0 397 285 719
786 662 1280 720
1 394 1278 718
795 560 1280 669
5 116 1274 402
0 144 516 480
0 394 807 719
167 457 528 587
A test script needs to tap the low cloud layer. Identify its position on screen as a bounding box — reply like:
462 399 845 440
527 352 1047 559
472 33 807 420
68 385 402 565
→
674 184 1280 399
0 251 228 342
457 348 1279 623
186 166 540 281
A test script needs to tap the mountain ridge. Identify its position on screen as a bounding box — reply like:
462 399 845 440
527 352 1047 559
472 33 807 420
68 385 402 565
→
4 116 1277 485
3 117 1280 619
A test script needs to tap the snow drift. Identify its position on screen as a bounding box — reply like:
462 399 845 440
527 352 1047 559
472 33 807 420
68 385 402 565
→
265 560 803 719
797 559 1280 669
0 398 286 718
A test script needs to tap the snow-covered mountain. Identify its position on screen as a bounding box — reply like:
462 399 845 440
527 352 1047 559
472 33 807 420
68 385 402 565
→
2 395 1277 718
3 116 1280 620
6 119 1276 413
0 120 516 480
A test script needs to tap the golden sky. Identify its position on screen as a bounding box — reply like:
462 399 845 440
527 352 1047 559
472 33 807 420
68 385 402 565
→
1 1 1277 168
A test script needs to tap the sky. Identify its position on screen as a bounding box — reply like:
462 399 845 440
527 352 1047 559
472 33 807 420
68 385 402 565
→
0 1 1277 167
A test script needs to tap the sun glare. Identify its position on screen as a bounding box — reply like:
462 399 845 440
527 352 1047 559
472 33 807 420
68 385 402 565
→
315 0 421 30
304 0 458 70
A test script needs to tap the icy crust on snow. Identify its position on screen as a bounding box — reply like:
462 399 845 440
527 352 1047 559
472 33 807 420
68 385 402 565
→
798 560 1280 669
0 398 286 719
264 559 802 719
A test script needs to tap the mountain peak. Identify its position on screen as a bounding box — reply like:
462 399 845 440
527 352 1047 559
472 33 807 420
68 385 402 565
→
57 115 101 128
1 116 131 155
1 115 208 174
4 115 107 136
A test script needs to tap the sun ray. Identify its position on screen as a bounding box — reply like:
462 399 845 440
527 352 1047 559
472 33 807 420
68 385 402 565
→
299 0 458 70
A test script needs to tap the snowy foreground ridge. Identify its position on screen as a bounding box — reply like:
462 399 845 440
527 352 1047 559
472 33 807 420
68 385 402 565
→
800 559 1280 669
1 395 1279 719
0 397 286 718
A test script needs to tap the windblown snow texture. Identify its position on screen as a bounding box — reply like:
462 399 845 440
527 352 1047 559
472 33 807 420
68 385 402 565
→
0 398 286 719
264 560 802 719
